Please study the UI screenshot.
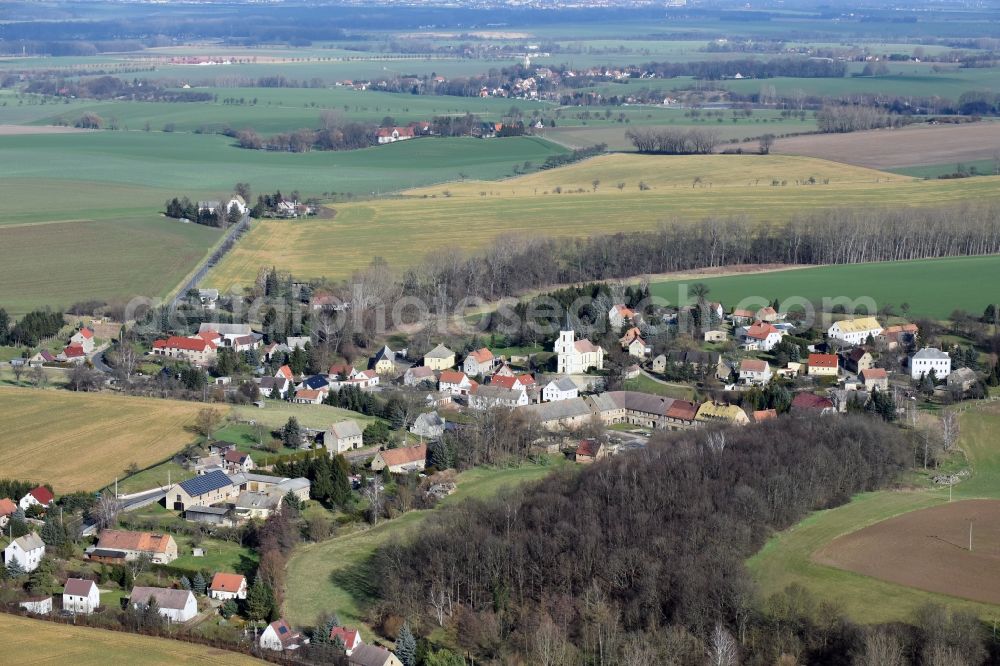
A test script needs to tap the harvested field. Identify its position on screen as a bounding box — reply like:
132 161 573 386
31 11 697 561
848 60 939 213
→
0 124 92 135
771 122 1000 170
814 499 1000 606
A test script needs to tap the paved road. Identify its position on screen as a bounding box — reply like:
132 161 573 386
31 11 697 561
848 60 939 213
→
169 212 251 310
80 487 167 537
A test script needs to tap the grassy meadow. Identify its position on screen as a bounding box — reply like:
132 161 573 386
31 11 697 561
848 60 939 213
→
284 458 567 631
206 153 1000 291
0 387 210 492
0 614 266 665
749 402 1000 623
650 255 1000 320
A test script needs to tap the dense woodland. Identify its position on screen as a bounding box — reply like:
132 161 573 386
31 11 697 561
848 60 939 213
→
371 416 996 665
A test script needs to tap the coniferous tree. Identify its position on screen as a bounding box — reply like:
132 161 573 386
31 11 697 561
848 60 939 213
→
396 622 417 666
192 572 207 595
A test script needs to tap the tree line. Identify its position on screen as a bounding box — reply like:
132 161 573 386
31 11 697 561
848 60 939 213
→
371 416 930 664
625 127 720 154
0 308 64 347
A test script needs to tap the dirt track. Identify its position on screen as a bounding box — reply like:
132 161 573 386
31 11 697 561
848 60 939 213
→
815 499 1000 605
772 122 1000 169
0 124 93 136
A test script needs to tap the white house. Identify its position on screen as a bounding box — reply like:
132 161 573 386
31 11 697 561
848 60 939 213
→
324 420 364 454
129 587 198 623
4 532 45 572
542 377 579 402
260 618 303 651
438 370 473 395
608 304 636 329
19 596 52 615
554 326 604 375
738 322 784 352
739 359 772 386
827 317 883 346
70 327 96 353
19 486 54 511
330 626 363 656
468 385 529 410
463 348 497 377
63 578 101 614
910 347 952 381
209 573 248 601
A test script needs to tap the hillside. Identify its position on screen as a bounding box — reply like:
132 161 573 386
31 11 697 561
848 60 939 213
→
206 153 1000 291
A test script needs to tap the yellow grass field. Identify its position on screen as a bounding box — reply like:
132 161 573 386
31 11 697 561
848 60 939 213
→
0 387 204 492
205 154 1000 291
0 614 266 665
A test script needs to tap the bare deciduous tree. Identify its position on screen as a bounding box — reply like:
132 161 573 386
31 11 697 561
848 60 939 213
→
856 627 905 666
94 491 124 530
941 411 960 452
708 624 740 666
363 478 384 526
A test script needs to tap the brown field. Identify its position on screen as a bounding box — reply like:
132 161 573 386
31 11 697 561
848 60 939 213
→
814 499 1000 606
771 122 1000 169
0 387 204 492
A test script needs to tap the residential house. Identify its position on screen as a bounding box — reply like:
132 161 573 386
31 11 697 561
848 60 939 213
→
704 330 727 343
621 329 651 359
70 327 96 353
261 342 289 362
463 348 497 377
324 420 364 454
827 317 883 346
439 370 473 396
730 308 756 325
260 618 305 651
695 401 750 426
169 470 236 512
608 304 636 329
349 644 404 666
197 289 219 309
57 344 87 364
276 365 295 383
739 359 772 386
554 326 605 374
576 439 607 464
231 334 260 353
0 498 16 528
879 323 919 350
91 530 178 564
209 573 247 601
651 355 668 373
371 444 427 473
844 348 875 374
489 374 526 392
376 126 415 144
19 596 52 615
948 367 978 392
738 322 784 352
543 377 579 402
330 627 363 656
331 369 379 391
911 347 952 380
410 412 445 440
403 365 436 387
791 392 836 415
28 350 56 366
298 374 331 392
423 344 456 371
19 486 54 511
369 346 400 374
860 368 889 391
469 384 528 410
151 336 217 366
4 533 45 572
753 409 778 424
63 578 100 614
328 363 357 381
807 353 839 378
756 306 781 322
234 492 282 521
292 388 328 404
129 587 198 623
223 450 254 474
198 323 253 348
258 376 289 399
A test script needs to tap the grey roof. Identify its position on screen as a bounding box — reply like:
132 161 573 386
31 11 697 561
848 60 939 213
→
546 377 577 391
913 347 949 360
242 473 287 484
584 393 618 413
12 532 44 552
414 412 444 427
349 644 397 666
199 323 252 336
521 397 593 422
178 470 232 497
607 391 675 416
259 376 288 390
474 385 522 400
277 478 310 493
424 344 455 359
329 420 363 439
185 505 229 516
236 491 280 510
198 288 219 300
129 586 193 610
948 367 977 383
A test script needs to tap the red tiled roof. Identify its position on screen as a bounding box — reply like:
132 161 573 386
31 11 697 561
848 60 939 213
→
0 498 16 516
745 323 779 340
468 348 494 363
808 353 839 368
666 400 698 421
97 530 172 554
753 409 778 423
157 336 215 352
577 439 602 458
277 365 293 380
862 368 888 379
29 486 54 505
210 573 246 593
377 443 427 468
223 450 249 464
329 626 360 646
740 359 768 373
490 375 521 390
295 389 324 400
63 344 85 358
439 370 468 385
574 339 600 353
64 577 97 596
791 393 834 410
732 308 755 318
77 328 94 339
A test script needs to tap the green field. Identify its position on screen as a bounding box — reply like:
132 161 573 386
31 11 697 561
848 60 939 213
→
651 255 1000 320
0 613 265 665
284 458 567 631
891 159 1000 179
0 216 220 315
206 153 1000 291
749 402 1000 623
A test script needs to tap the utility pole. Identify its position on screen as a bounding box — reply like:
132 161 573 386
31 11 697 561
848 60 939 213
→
970 519 975 552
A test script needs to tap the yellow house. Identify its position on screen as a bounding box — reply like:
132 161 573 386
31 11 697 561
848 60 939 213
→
369 345 398 375
423 344 456 371
695 401 750 426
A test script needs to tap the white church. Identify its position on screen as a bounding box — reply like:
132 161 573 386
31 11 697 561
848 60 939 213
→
554 324 605 375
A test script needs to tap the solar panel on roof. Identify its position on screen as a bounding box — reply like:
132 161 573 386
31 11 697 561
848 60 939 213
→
178 469 232 496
